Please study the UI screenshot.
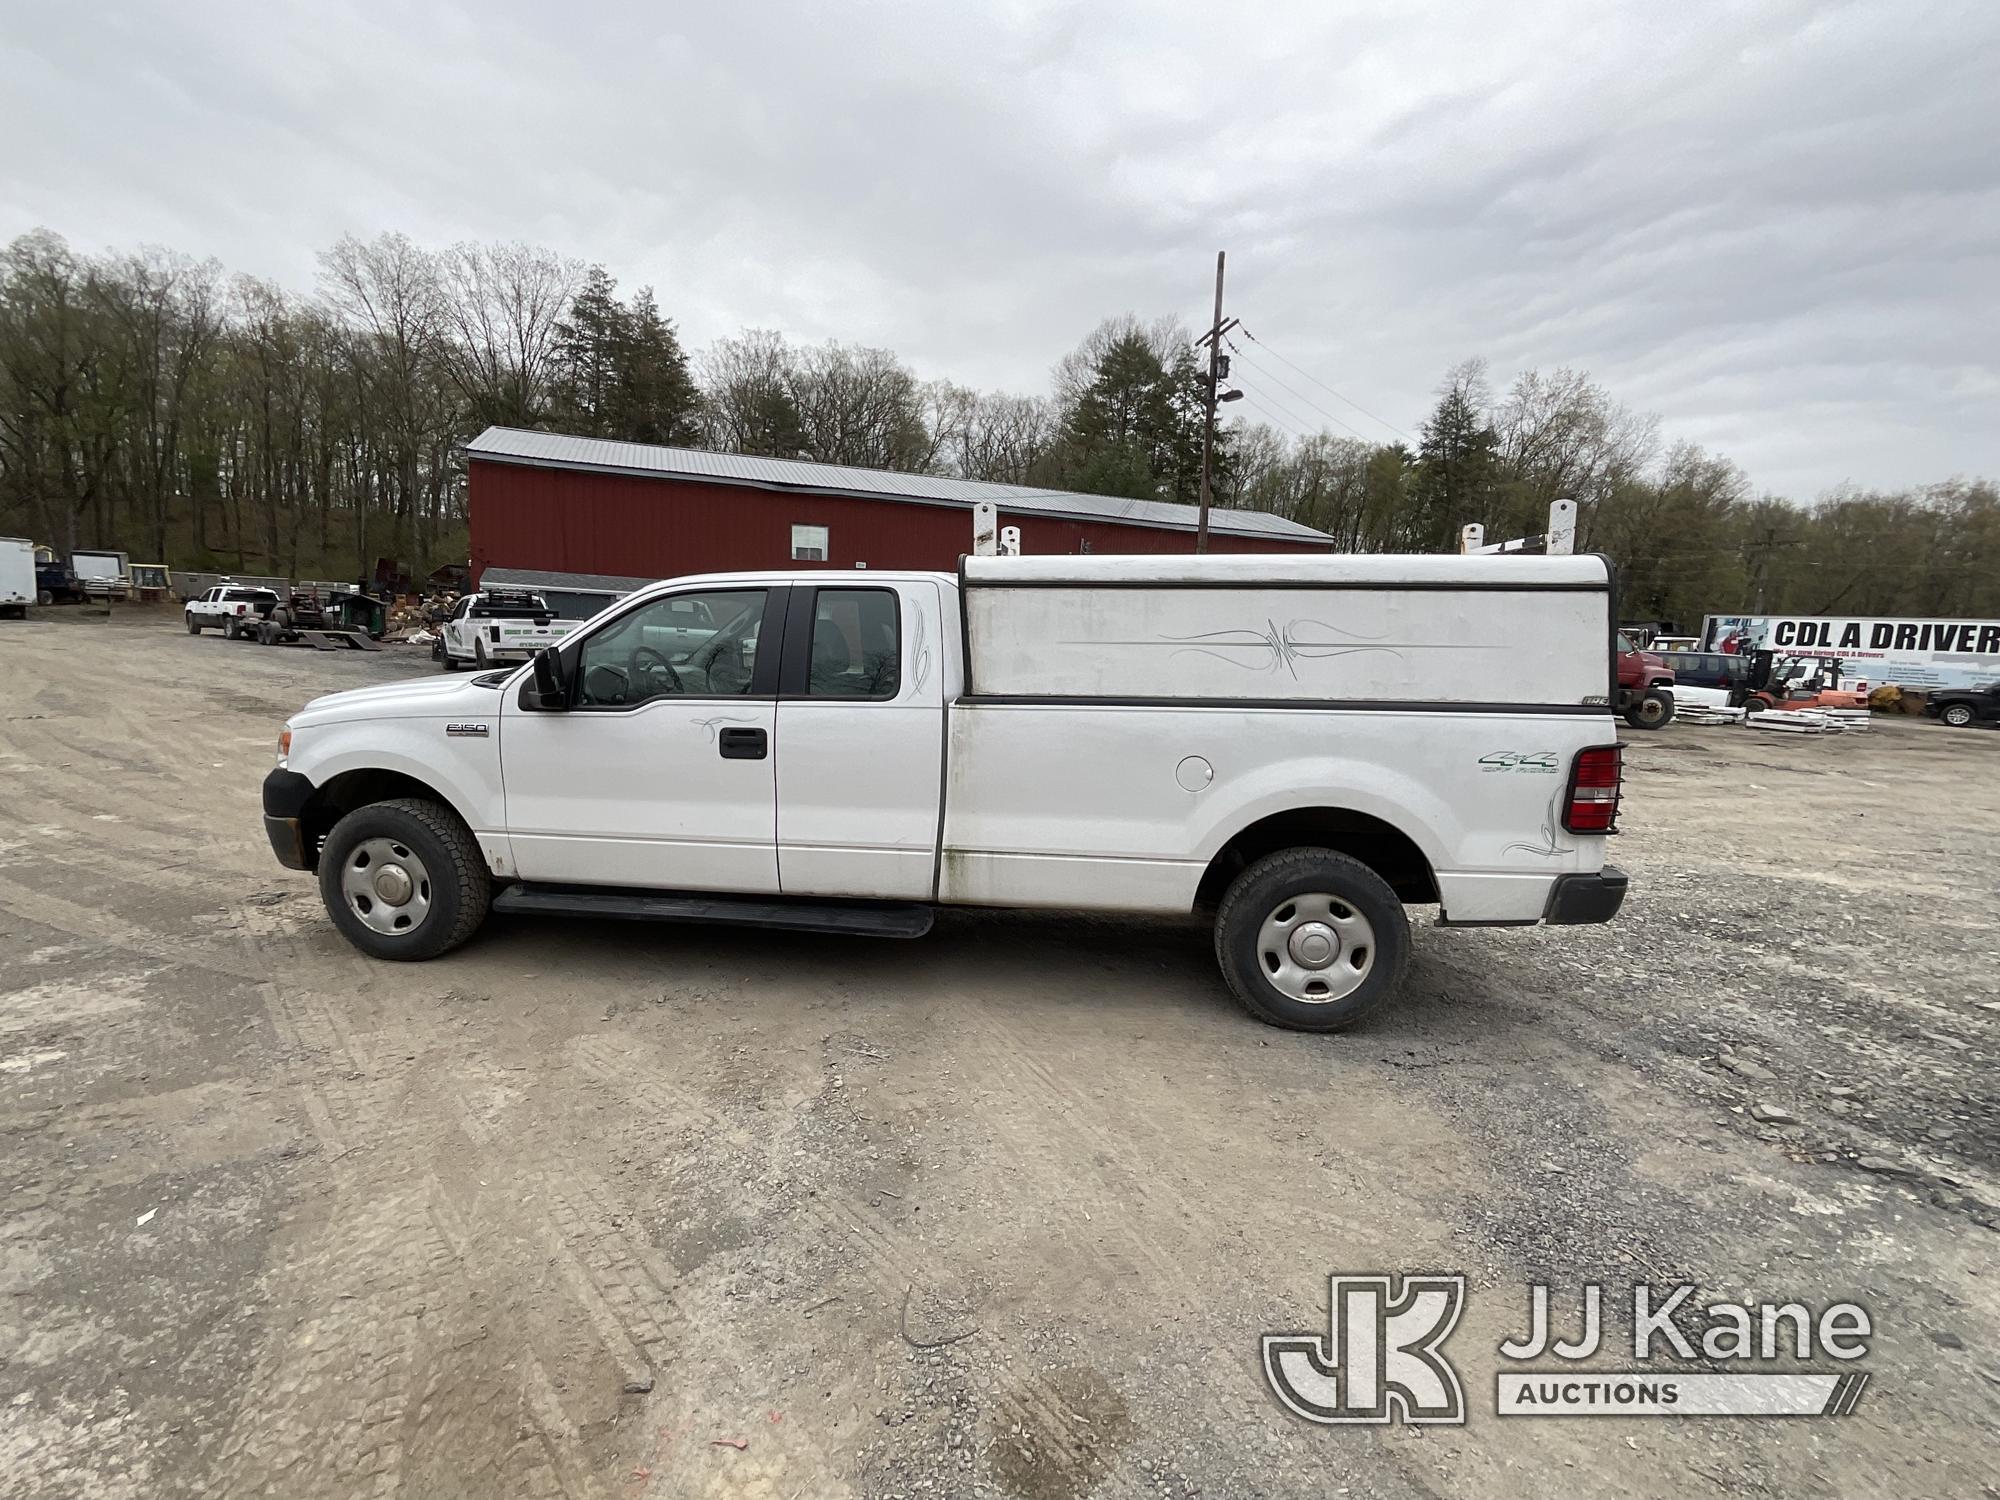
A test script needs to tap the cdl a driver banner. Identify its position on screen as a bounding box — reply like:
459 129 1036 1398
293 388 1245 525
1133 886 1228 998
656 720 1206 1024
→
1701 614 2000 691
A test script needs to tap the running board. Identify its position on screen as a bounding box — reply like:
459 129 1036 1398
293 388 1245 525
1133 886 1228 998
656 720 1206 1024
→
492 882 935 938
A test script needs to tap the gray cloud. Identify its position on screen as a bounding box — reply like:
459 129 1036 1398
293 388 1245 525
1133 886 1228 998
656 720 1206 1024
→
3 0 1993 497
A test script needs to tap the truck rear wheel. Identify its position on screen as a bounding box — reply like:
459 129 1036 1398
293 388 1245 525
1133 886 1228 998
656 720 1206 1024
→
1625 688 1675 730
317 797 491 961
1213 849 1410 1032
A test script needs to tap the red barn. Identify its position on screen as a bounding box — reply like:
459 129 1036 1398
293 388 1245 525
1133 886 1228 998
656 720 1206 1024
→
465 427 1331 589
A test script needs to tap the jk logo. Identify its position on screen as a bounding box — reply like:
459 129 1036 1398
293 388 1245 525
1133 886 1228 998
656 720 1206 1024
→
1263 1274 1467 1425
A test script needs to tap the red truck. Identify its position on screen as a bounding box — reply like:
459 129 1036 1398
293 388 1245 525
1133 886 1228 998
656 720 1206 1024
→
1617 632 1676 729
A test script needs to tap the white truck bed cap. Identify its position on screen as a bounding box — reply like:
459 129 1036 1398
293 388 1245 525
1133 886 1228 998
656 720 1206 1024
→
961 553 1611 589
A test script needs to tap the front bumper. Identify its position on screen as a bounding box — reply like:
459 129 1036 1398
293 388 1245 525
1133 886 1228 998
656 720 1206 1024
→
1543 865 1629 925
263 767 316 871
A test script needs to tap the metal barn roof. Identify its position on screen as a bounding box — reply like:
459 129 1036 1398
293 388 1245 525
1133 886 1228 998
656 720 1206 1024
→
464 427 1331 544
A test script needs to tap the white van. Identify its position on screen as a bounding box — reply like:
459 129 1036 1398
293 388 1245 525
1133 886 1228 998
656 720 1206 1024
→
262 553 1628 1031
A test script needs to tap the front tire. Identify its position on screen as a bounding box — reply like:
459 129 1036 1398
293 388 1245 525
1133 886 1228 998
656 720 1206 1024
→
1214 849 1410 1032
186 612 201 634
1624 688 1675 730
317 797 491 960
1942 703 1975 727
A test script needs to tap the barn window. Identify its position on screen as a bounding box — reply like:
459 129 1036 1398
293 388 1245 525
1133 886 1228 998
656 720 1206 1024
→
791 524 829 562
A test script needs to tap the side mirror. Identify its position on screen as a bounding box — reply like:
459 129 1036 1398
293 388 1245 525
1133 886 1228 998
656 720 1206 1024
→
524 647 569 711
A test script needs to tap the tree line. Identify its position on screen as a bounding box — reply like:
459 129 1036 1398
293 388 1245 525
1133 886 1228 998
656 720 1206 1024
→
1 227 1990 626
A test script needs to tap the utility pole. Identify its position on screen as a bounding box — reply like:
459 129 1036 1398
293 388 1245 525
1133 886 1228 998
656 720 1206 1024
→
1193 251 1237 554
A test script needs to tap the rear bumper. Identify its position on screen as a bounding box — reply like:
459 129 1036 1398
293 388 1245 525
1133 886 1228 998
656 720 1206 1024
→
263 768 316 871
1543 865 1628 925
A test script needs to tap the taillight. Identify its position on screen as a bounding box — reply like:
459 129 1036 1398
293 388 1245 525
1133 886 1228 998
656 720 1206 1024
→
1564 745 1623 834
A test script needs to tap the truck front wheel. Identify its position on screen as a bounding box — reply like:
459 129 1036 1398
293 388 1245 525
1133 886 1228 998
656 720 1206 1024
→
317 797 491 961
1625 688 1675 730
1213 849 1410 1032
185 612 201 634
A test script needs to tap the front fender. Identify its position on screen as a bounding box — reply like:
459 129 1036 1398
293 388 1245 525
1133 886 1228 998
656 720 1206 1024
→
289 719 505 836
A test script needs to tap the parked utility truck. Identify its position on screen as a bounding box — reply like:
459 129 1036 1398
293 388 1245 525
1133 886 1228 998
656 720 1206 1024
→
437 587 581 671
263 554 1629 1031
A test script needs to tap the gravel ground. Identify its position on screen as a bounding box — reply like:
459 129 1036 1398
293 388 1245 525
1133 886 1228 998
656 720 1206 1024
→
1 607 1995 1499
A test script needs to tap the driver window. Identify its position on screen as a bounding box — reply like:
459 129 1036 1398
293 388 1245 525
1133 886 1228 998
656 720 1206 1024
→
575 588 768 707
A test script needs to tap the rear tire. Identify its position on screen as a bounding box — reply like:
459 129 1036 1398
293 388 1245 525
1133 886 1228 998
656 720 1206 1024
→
1624 689 1675 730
317 798 491 961
1214 849 1410 1032
474 637 489 670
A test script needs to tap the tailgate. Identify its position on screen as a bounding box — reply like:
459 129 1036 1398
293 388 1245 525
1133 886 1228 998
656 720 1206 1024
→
489 619 578 649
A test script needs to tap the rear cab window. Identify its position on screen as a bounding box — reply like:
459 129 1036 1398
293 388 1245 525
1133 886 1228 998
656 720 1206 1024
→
806 588 901 699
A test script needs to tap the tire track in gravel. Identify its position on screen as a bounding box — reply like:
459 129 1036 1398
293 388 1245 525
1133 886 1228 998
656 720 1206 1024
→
219 907 853 1497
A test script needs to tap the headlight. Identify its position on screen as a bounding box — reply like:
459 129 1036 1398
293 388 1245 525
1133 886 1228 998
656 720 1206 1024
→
277 728 292 763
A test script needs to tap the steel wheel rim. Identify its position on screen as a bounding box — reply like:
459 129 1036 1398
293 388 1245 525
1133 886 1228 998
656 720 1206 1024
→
340 836 433 936
1257 892 1375 1003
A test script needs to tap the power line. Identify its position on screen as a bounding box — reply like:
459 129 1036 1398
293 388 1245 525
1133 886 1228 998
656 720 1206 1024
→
1225 339 1372 442
1231 391 1311 439
1237 327 1413 441
1230 374 1334 440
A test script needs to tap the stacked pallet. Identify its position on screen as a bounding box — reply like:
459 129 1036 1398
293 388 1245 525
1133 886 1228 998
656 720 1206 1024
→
1677 705 1747 725
1747 710 1841 734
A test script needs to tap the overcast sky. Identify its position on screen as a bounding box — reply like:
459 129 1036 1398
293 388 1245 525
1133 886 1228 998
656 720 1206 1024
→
3 0 1995 499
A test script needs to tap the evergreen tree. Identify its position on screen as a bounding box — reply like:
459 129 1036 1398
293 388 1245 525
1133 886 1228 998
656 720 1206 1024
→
1049 320 1219 502
615 287 701 446
1409 359 1499 549
548 269 700 444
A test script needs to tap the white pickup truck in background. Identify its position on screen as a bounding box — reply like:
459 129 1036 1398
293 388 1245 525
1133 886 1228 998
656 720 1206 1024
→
437 587 583 671
264 553 1629 1031
185 583 281 635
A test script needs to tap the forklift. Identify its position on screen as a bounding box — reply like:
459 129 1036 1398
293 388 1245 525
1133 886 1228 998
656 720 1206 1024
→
1735 652 1870 713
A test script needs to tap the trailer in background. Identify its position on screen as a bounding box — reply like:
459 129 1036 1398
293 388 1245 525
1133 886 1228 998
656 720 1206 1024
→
1703 613 2000 692
0 537 33 617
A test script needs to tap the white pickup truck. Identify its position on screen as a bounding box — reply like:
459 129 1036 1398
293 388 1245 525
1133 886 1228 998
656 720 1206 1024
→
263 554 1628 1030
185 583 281 635
436 588 582 671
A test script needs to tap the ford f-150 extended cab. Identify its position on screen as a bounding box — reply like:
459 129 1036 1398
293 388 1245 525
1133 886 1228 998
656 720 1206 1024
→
263 553 1629 1031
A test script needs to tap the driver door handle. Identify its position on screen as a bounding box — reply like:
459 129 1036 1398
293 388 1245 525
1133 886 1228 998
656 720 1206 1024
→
718 726 767 760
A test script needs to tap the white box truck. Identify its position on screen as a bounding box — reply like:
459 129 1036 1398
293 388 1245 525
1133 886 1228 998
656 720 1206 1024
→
260 553 1628 1031
0 537 33 618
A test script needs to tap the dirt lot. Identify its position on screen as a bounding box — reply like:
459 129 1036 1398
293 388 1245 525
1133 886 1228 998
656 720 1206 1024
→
2 608 1995 1499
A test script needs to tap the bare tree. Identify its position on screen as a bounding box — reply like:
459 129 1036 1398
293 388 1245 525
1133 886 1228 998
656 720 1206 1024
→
435 241 583 428
318 232 448 560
